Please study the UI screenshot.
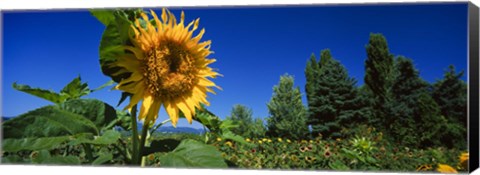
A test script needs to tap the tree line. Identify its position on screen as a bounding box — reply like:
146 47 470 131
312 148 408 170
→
226 33 467 150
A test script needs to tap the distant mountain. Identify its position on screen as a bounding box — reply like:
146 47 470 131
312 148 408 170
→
135 123 205 134
2 116 14 122
155 126 205 134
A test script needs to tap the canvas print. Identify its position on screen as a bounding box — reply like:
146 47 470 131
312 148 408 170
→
1 3 473 173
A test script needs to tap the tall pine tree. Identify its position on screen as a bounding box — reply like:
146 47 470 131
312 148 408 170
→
364 33 395 130
305 49 367 138
266 74 309 140
432 65 467 149
388 57 444 147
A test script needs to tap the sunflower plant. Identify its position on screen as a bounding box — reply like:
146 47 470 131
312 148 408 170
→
92 8 225 166
2 8 227 168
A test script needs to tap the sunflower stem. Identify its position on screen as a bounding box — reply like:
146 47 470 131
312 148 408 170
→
138 120 150 165
130 105 139 165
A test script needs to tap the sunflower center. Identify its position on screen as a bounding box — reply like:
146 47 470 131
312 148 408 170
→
143 41 197 99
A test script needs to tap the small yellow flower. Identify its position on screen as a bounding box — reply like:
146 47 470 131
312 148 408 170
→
258 140 263 144
277 138 283 142
245 138 251 142
301 140 307 143
437 164 458 174
309 140 313 143
290 155 299 162
267 139 272 143
286 139 291 143
216 137 222 142
262 138 268 142
336 138 341 142
225 141 233 147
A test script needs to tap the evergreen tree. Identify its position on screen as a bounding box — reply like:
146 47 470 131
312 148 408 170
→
305 53 319 104
387 57 444 147
364 33 395 130
432 65 467 127
250 118 267 138
266 74 309 140
226 104 254 137
305 49 367 138
432 65 467 149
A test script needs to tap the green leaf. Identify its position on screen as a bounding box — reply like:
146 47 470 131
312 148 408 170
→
92 153 113 165
71 130 121 145
1 155 30 164
92 80 115 92
12 82 65 104
58 99 117 130
42 156 81 165
221 131 254 147
99 10 134 83
159 139 227 168
90 10 115 26
2 136 71 152
2 105 99 138
329 160 350 170
60 76 91 100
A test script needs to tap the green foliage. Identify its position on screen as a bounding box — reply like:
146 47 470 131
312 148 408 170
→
266 74 308 140
364 33 395 130
3 105 99 138
158 139 228 168
306 49 368 138
12 76 109 104
383 57 446 148
226 105 253 135
2 136 72 152
432 65 467 149
226 105 266 138
30 150 81 165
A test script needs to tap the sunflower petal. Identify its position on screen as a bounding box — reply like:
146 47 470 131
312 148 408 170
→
164 101 179 127
139 94 154 121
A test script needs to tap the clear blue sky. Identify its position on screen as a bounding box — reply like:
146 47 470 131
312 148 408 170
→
2 3 468 128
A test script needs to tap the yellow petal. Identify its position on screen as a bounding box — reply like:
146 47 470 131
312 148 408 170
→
139 94 154 121
164 100 179 127
123 91 143 111
146 100 162 123
175 98 192 124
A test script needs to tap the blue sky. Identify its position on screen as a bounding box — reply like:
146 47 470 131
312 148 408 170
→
2 3 468 128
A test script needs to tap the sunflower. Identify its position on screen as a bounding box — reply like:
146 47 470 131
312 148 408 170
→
437 164 458 174
458 152 468 170
112 9 220 126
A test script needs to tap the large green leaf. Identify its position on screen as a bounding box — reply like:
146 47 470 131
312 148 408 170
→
2 136 71 152
92 153 113 165
159 139 227 168
2 106 99 138
99 10 135 83
12 82 65 104
58 99 117 130
90 10 116 26
70 130 121 145
31 150 81 165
